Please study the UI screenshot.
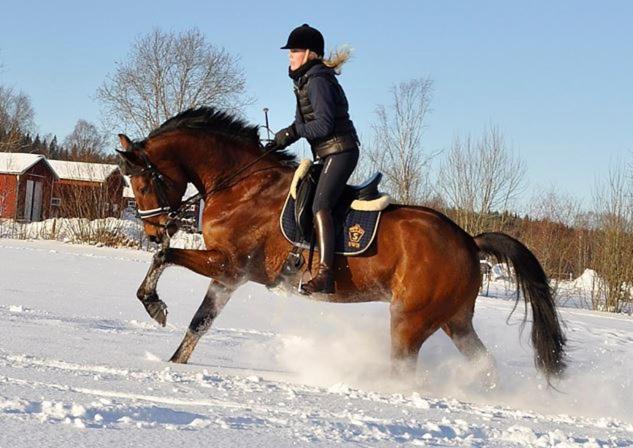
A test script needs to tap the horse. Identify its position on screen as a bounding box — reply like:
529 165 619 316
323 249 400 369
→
117 107 566 384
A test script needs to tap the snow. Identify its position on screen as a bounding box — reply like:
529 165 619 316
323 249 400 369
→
1 238 632 447
47 159 119 183
573 269 601 291
0 152 52 175
0 217 205 249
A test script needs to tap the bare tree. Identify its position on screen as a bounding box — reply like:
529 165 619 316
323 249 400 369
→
437 125 525 234
591 161 633 312
97 28 252 137
519 188 583 304
0 86 35 151
64 120 109 162
363 78 435 205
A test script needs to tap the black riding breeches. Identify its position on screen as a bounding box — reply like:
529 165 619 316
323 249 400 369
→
312 149 359 214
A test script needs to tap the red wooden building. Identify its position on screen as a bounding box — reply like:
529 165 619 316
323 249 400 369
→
48 160 126 219
0 153 58 222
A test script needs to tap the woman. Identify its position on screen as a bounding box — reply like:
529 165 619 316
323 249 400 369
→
268 24 360 295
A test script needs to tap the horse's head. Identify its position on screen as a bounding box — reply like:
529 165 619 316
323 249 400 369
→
117 133 188 243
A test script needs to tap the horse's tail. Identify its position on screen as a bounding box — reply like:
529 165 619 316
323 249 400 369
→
474 232 567 380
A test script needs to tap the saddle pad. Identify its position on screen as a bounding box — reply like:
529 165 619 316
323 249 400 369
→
280 194 382 256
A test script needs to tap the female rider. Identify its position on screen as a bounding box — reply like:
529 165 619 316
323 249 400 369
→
268 24 360 295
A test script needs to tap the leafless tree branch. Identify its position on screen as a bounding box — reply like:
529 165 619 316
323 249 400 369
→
362 78 436 205
97 28 253 137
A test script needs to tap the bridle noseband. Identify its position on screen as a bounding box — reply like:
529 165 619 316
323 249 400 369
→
128 152 182 228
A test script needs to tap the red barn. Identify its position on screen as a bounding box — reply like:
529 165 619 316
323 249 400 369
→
48 160 125 219
0 153 58 222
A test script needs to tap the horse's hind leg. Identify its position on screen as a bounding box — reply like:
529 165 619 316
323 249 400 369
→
389 305 435 378
442 303 498 389
170 280 234 364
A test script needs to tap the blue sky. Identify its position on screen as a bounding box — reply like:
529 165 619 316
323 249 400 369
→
0 0 631 209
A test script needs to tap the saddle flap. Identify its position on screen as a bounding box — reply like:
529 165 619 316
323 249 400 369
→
294 162 322 241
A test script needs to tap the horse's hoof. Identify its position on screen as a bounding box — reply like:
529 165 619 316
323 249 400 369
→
142 295 168 327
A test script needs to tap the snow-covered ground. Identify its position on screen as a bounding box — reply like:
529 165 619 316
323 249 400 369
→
1 239 632 447
0 217 205 250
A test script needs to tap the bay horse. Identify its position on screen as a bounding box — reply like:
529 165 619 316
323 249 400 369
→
117 107 566 383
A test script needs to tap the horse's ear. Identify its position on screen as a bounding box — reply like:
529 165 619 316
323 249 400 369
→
118 134 133 151
116 149 144 174
116 134 145 171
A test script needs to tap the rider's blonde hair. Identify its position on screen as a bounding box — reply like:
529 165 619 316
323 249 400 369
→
322 46 352 74
306 46 353 74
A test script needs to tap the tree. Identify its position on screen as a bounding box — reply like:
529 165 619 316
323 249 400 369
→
437 125 525 235
63 119 109 162
519 189 584 304
97 28 251 137
363 78 435 205
47 136 64 159
0 86 35 151
590 161 633 312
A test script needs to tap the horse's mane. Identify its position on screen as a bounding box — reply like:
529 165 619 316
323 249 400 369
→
147 107 297 166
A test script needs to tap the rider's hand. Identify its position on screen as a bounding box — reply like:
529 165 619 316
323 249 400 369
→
273 124 298 149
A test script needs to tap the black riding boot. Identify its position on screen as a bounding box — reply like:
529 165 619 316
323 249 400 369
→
301 209 335 295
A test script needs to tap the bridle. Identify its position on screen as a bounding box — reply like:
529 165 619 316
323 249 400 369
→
126 142 282 230
133 157 179 220
126 151 183 233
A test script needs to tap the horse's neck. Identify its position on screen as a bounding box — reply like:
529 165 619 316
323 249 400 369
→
179 142 293 205
175 140 246 197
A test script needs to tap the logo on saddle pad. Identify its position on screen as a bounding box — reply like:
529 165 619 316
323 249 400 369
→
348 224 366 248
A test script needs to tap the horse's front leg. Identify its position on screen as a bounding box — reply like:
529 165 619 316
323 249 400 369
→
163 247 237 280
137 247 170 326
137 246 237 327
170 280 235 364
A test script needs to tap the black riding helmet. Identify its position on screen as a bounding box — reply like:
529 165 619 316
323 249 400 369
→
280 24 324 57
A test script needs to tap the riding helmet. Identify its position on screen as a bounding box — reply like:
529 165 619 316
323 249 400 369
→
280 24 325 57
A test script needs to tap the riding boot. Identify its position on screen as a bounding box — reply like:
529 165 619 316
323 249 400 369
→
301 209 335 295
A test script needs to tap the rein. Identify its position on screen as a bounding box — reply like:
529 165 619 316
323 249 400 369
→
132 144 282 229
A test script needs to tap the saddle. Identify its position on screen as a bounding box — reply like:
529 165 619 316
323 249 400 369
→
280 159 390 256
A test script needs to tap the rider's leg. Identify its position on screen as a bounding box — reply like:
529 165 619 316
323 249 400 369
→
302 208 336 294
301 149 358 295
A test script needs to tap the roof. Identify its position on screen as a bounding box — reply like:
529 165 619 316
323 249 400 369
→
0 153 57 177
123 176 200 201
48 160 120 183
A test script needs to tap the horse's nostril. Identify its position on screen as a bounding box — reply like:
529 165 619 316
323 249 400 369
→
149 235 159 243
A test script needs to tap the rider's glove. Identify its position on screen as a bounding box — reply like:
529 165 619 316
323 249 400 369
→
271 124 298 149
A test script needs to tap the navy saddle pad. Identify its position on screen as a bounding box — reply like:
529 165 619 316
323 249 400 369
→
280 195 383 256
